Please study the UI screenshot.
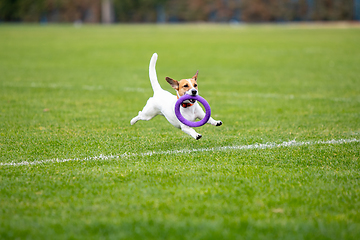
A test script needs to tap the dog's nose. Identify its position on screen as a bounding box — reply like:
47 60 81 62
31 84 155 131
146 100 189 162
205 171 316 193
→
191 89 197 95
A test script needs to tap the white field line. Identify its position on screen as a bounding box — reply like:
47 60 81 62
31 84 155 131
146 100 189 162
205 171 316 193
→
1 138 359 167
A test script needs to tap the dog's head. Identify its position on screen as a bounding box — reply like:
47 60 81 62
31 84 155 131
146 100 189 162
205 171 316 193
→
166 71 198 103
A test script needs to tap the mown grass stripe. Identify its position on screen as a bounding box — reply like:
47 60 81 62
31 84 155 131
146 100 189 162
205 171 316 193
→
1 138 358 167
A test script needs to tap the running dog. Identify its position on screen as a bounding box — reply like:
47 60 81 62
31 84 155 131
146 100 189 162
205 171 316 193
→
130 53 222 140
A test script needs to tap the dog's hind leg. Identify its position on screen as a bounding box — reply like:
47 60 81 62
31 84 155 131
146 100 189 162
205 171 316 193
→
130 98 160 125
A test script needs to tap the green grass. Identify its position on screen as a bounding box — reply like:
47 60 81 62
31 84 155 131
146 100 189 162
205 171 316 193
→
0 23 360 239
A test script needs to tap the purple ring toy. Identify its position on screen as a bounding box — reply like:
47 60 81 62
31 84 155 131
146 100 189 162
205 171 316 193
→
175 95 211 127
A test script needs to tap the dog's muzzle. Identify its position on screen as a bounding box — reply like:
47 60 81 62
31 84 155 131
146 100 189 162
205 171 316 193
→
186 92 197 104
187 89 198 103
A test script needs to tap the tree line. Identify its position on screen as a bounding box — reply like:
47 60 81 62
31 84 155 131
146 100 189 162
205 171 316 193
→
0 0 357 23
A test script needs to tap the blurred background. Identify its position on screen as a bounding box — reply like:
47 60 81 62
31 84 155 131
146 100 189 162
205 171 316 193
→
0 0 359 24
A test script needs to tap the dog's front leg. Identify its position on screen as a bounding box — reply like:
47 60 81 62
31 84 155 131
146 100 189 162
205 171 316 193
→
195 105 222 126
180 125 202 140
207 117 222 126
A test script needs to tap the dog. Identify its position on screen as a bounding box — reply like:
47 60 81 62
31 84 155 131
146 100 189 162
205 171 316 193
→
130 53 222 140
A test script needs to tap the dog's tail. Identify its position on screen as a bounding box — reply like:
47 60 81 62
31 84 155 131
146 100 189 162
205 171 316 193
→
149 53 162 93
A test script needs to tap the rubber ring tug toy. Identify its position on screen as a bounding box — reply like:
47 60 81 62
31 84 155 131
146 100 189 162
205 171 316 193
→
174 95 211 127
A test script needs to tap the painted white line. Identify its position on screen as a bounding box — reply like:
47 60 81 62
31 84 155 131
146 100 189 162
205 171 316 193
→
1 138 359 167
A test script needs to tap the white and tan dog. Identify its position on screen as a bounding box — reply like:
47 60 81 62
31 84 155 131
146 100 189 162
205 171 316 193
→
130 53 222 140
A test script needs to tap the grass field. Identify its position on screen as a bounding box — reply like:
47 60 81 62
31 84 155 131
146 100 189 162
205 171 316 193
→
0 23 360 239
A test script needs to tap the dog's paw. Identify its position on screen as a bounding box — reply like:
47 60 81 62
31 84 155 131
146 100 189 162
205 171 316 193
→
130 118 137 125
196 134 202 140
216 121 222 126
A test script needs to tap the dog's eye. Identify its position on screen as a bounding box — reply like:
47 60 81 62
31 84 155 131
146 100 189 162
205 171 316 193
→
184 84 188 88
194 84 197 87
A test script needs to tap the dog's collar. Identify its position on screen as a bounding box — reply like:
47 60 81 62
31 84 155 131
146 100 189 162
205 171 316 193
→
177 93 194 108
181 102 194 108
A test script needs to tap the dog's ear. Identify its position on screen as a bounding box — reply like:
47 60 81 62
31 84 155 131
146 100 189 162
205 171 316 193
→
192 70 199 81
166 77 179 90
